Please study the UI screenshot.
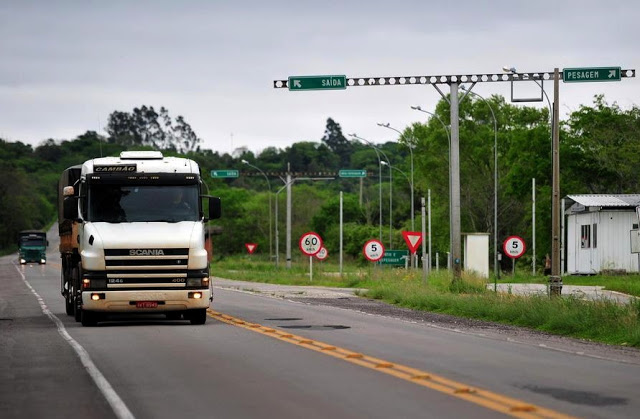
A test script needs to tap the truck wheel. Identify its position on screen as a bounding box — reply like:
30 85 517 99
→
72 266 82 322
189 309 207 325
81 310 98 327
65 293 74 316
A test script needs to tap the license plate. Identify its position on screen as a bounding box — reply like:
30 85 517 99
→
136 301 158 309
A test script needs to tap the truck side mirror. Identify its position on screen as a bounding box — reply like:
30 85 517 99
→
208 197 221 220
63 197 78 220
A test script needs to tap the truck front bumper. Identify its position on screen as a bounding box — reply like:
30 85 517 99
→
81 289 211 312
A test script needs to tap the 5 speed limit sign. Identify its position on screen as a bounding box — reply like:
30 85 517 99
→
503 236 526 259
299 232 323 256
363 239 385 262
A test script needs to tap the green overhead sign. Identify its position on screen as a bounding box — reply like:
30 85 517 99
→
339 169 367 178
377 249 409 266
288 75 347 91
211 170 239 178
563 67 621 83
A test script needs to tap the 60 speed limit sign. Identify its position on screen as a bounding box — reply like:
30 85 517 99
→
503 236 526 259
363 239 385 262
299 232 323 256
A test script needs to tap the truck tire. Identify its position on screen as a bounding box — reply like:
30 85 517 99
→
72 266 82 322
189 309 207 325
65 292 74 316
81 310 98 327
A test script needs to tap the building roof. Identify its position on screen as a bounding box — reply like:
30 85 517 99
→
567 194 640 208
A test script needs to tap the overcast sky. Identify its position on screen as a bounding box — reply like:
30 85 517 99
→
1 0 638 155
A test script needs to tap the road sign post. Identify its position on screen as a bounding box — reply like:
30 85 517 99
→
503 236 526 277
211 170 239 178
299 232 323 282
288 75 346 91
563 67 621 83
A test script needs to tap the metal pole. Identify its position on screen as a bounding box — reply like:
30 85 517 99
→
243 161 273 263
377 123 415 232
275 190 280 267
309 256 313 282
561 198 566 274
450 82 462 279
389 164 393 249
550 68 562 296
532 178 536 275
421 197 427 283
379 156 383 244
286 165 292 269
428 189 432 275
340 191 343 276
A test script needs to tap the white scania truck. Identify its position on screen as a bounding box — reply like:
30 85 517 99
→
58 151 221 326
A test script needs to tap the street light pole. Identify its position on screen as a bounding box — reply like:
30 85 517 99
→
351 135 393 248
349 133 383 245
411 106 451 270
378 123 415 232
503 66 553 276
459 86 499 282
241 160 273 262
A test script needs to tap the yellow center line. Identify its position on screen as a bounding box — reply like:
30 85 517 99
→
207 309 578 419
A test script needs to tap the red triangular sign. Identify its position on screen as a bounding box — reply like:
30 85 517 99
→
402 231 423 254
245 243 258 254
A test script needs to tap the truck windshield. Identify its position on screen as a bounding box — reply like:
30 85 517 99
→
20 238 45 247
88 184 199 223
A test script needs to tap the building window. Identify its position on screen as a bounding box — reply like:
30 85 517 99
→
592 223 597 248
581 225 591 248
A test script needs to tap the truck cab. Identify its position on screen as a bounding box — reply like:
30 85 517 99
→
18 230 48 264
59 151 221 326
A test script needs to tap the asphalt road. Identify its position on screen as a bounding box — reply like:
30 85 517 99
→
2 232 640 419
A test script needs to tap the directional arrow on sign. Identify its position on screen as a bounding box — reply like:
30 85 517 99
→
609 70 617 78
293 80 302 88
402 231 423 254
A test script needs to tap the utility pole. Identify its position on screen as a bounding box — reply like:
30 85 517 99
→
286 163 292 269
449 82 462 279
550 68 562 296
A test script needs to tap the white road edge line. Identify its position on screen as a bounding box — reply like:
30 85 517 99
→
14 263 135 419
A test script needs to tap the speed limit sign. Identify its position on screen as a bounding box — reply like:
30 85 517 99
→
503 236 526 259
299 232 323 256
315 247 328 261
363 239 385 262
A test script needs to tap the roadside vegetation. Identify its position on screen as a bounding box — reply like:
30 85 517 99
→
213 255 640 348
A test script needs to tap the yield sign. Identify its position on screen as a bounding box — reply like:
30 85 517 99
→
402 231 423 254
245 243 258 254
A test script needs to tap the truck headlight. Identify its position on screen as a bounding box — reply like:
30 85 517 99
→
187 277 209 287
20 259 26 264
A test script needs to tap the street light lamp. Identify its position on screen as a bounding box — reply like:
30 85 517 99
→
458 86 499 283
377 123 415 232
241 159 273 262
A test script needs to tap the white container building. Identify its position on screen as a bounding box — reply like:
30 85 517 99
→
565 194 640 274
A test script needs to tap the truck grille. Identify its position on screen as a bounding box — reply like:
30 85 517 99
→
104 248 189 288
